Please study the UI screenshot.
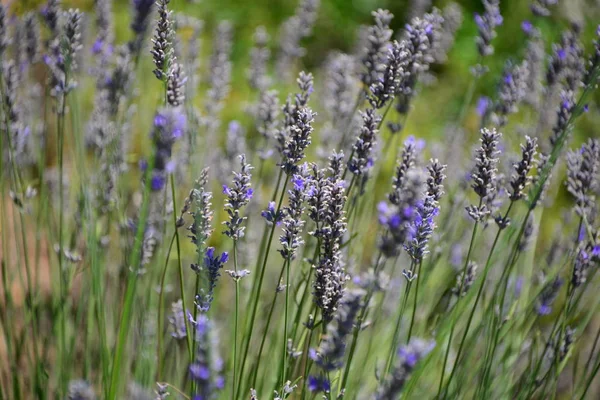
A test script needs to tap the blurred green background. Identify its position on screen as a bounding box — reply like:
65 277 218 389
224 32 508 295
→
11 0 600 141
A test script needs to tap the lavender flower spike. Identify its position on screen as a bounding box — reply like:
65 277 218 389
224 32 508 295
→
509 136 538 201
566 138 599 218
405 195 439 262
223 154 253 240
309 289 364 393
360 9 394 87
313 176 348 322
348 108 381 177
189 314 225 399
531 0 558 17
466 127 502 221
151 0 174 81
376 339 435 399
279 166 310 261
276 0 320 80
475 0 502 57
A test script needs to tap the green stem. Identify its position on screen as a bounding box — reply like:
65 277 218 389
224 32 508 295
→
236 172 288 398
385 260 415 375
156 232 177 381
171 175 193 361
406 260 423 343
436 200 482 399
443 202 514 398
107 154 155 400
233 241 239 400
281 257 291 390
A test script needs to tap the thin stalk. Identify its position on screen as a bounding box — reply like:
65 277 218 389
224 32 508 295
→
250 260 287 389
171 175 194 361
281 257 292 390
385 260 415 375
443 202 514 398
233 241 239 400
107 154 156 400
340 252 385 391
437 199 482 399
156 232 177 381
56 72 69 395
236 172 288 398
406 260 423 343
300 308 319 400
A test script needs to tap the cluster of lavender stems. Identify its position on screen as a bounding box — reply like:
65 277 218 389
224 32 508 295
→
2 1 600 400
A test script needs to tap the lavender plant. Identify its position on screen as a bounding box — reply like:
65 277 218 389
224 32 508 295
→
2 3 600 400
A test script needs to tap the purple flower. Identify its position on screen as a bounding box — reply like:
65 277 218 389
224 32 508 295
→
521 20 533 34
476 96 491 116
151 174 166 191
261 201 283 226
190 364 211 381
307 375 330 393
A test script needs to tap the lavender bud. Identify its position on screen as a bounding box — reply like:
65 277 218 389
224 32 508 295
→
67 380 96 400
281 107 315 175
348 108 381 176
549 90 575 149
188 168 213 253
524 33 545 109
168 299 188 339
261 201 283 226
379 169 425 258
566 138 600 218
23 12 41 64
474 0 502 57
129 0 154 56
307 165 329 235
328 150 345 180
223 154 253 240
279 168 310 260
537 277 563 315
310 290 364 386
518 214 535 251
313 178 348 322
247 26 271 91
395 11 441 114
188 315 225 398
426 159 446 203
509 136 538 201
432 3 463 64
389 136 423 205
94 0 113 57
531 0 558 17
255 90 279 140
585 26 600 86
369 40 406 109
376 339 435 399
276 0 320 81
63 8 83 71
467 127 501 220
324 52 356 124
42 0 62 39
453 261 478 297
205 21 233 125
151 0 174 81
405 195 439 262
0 5 7 58
167 62 186 106
149 107 186 191
571 249 591 288
546 27 585 91
360 9 394 87
491 60 530 127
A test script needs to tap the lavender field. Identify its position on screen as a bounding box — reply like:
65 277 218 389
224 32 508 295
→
1 0 600 399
